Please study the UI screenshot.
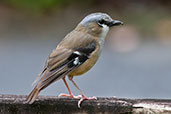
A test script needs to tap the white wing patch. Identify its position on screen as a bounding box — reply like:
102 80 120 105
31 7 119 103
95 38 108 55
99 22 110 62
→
73 57 80 65
74 51 81 55
73 51 82 65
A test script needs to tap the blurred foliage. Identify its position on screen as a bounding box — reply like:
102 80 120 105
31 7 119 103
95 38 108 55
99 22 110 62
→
1 0 93 13
1 0 171 14
124 7 171 36
1 0 171 37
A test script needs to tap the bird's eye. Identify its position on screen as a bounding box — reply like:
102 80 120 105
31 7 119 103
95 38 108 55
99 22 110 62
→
98 19 105 24
97 19 105 27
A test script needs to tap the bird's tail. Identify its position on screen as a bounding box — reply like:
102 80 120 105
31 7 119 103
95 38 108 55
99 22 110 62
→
25 85 40 104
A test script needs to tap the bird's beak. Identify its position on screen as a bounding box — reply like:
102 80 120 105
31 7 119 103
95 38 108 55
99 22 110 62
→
109 20 123 27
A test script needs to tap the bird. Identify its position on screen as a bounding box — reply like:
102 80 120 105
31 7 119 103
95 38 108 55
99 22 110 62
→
26 12 123 107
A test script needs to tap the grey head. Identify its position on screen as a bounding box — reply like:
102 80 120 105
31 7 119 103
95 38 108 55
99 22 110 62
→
80 12 123 28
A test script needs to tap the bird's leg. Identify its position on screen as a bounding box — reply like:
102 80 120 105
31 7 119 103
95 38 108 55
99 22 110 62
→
68 77 97 108
59 77 81 99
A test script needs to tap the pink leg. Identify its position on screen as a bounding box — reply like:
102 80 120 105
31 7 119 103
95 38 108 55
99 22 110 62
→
68 77 97 108
59 77 81 99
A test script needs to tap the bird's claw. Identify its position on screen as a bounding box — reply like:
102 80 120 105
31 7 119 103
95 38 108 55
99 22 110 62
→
59 93 82 99
78 96 97 108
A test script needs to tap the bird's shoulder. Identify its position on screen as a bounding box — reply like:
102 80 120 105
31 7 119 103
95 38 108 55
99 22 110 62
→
58 30 96 49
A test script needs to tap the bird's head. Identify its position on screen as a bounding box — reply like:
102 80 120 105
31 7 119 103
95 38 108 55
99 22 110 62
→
76 12 123 37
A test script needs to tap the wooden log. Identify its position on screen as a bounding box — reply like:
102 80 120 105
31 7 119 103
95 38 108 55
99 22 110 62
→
0 94 171 114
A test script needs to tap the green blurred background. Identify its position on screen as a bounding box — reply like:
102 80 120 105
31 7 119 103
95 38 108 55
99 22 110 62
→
0 0 171 99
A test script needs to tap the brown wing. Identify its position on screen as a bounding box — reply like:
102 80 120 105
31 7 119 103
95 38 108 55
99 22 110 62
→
31 48 72 86
37 48 73 88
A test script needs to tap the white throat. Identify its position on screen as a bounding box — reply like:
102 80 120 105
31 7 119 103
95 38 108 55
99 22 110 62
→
99 24 109 52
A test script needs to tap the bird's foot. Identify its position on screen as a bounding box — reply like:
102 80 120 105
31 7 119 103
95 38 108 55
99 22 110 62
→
59 93 97 108
78 95 97 108
59 93 82 99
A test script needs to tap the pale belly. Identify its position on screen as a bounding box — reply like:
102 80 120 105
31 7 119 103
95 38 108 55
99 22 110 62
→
68 52 99 77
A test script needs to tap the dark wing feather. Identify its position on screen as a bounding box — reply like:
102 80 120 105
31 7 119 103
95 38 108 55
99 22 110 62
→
73 40 96 55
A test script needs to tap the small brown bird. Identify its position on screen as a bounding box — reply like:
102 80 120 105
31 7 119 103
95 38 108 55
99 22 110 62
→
26 12 123 107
